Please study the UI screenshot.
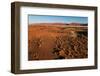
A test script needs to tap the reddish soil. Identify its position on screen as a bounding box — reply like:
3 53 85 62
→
28 23 88 60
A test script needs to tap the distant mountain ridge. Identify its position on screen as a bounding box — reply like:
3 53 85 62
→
29 23 88 26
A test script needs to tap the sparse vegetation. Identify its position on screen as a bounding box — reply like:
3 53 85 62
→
28 23 88 60
28 37 42 60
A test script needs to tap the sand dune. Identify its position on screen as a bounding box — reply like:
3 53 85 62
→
28 23 88 60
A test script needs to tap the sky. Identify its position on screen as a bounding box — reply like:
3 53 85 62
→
28 15 88 24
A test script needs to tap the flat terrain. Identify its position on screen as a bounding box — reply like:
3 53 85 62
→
28 23 88 60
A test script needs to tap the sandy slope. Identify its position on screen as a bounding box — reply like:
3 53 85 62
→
28 23 88 60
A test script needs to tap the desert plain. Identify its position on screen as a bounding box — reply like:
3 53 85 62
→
28 23 88 60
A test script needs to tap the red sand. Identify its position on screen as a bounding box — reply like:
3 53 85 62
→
28 23 88 60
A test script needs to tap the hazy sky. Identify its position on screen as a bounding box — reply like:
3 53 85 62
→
28 15 88 24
